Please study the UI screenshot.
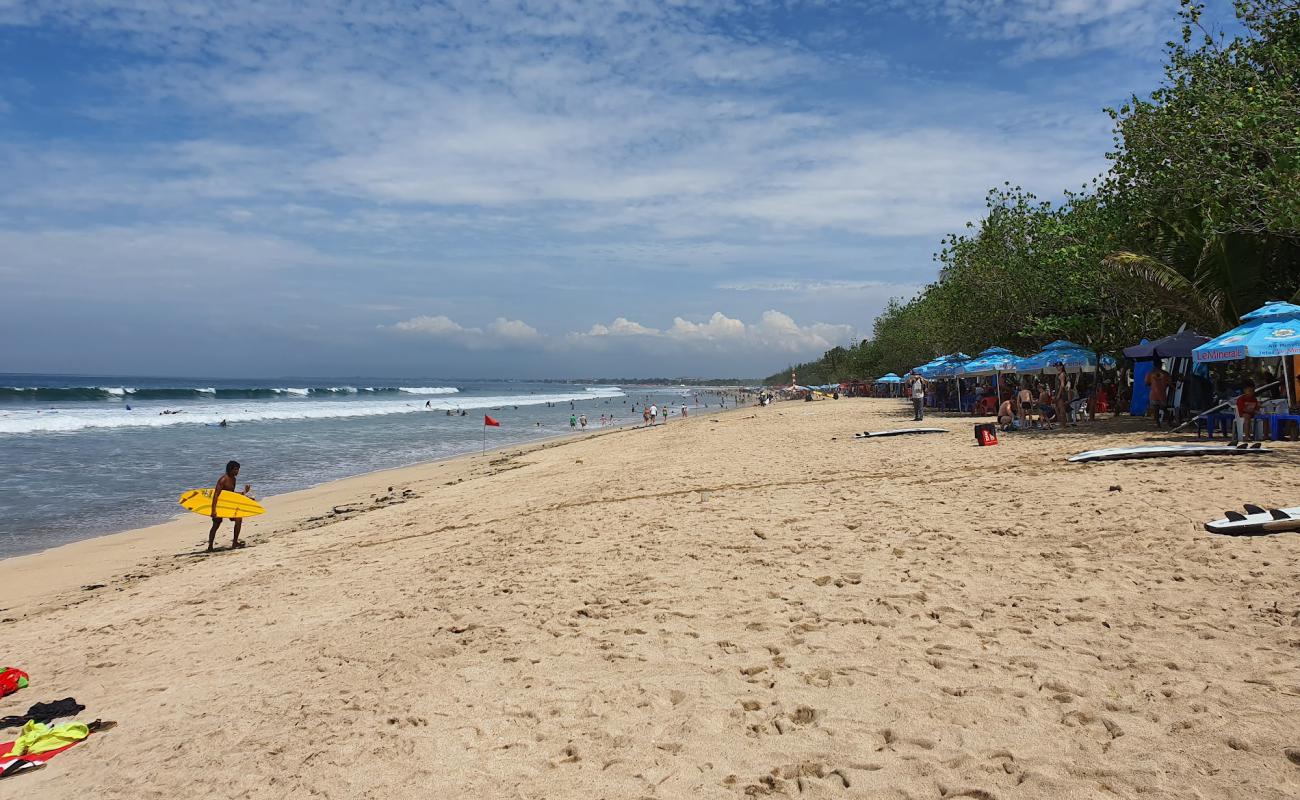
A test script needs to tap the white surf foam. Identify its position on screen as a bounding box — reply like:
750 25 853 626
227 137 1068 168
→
397 387 460 395
0 388 625 434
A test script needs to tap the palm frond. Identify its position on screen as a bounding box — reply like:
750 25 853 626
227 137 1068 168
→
1103 251 1231 331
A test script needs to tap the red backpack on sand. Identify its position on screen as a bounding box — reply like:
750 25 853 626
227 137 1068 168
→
0 667 28 698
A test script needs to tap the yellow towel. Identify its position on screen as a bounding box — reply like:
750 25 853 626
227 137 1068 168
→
3 720 89 757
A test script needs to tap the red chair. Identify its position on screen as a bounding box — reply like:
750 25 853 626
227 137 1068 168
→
976 396 997 415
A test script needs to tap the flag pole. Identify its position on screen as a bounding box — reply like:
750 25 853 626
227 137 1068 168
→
482 420 486 453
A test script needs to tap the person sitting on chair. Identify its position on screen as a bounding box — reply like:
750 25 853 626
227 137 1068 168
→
1038 386 1057 425
1236 380 1260 442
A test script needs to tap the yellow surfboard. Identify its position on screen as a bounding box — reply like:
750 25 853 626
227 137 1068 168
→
178 488 266 519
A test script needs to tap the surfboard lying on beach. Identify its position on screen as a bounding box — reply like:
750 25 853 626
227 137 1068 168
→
854 428 947 438
1205 505 1300 536
1068 444 1272 463
178 489 266 519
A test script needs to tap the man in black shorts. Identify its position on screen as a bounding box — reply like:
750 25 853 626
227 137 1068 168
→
208 460 251 552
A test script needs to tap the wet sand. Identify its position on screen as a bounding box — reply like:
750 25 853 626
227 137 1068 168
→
2 398 1298 798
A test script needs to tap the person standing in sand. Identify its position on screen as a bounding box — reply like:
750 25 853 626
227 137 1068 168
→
1146 363 1173 427
208 460 251 552
908 372 927 421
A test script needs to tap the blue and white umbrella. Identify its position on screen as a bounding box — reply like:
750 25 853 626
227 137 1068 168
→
956 346 1018 377
1193 301 1300 363
1018 339 1097 373
933 353 972 378
912 357 948 378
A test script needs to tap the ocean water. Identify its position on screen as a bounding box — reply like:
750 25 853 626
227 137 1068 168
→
0 375 719 558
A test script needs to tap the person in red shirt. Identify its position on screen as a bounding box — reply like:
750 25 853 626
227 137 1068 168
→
1236 381 1260 442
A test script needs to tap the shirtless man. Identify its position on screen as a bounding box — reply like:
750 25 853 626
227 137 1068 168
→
998 398 1016 429
208 460 251 552
1146 363 1173 427
1016 383 1035 428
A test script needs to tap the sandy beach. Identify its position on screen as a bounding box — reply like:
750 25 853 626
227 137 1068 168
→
2 398 1299 798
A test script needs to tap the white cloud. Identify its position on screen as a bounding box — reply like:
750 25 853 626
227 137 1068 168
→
391 315 468 337
0 0 1115 243
884 0 1173 63
571 310 850 355
584 317 659 337
386 315 540 350
486 317 541 342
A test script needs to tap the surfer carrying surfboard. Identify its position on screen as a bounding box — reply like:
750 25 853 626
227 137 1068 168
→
208 460 251 552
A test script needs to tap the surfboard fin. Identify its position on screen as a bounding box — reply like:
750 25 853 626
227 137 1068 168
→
1270 509 1291 520
1243 504 1266 514
1224 511 1247 521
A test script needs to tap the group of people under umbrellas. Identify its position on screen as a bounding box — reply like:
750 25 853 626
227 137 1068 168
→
907 364 1087 429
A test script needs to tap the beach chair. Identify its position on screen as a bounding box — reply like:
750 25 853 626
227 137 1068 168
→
976 396 997 416
1067 398 1088 424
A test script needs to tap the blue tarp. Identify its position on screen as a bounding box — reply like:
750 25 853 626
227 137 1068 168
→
1130 343 1151 416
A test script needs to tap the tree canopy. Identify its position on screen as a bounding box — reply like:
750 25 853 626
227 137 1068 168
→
766 0 1300 386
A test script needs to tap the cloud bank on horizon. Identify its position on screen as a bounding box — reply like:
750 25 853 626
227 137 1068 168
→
0 0 1180 378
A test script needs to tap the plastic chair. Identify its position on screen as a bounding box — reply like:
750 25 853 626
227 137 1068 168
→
1067 399 1088 424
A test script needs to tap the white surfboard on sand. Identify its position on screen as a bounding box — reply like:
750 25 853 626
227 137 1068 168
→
854 428 947 438
1205 504 1300 536
1068 444 1271 463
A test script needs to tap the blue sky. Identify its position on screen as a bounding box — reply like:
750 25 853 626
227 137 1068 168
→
0 0 1193 378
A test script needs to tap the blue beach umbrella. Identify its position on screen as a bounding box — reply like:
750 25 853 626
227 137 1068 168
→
1193 301 1300 363
956 347 1018 377
1019 341 1097 374
912 357 948 378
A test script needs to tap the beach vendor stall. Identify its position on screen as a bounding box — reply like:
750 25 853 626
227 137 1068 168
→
1191 301 1300 440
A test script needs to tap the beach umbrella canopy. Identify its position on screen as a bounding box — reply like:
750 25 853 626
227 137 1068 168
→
912 357 948 378
875 373 902 383
1018 344 1097 374
933 353 973 378
1193 301 1300 363
1123 330 1211 361
1011 355 1043 374
1041 339 1086 352
957 347 1019 377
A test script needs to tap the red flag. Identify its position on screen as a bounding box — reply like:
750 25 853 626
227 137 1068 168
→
484 415 500 427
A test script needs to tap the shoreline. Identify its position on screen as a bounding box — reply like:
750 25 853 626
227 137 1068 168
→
0 408 742 619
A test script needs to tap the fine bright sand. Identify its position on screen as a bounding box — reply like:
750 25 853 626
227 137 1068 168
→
2 398 1299 799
